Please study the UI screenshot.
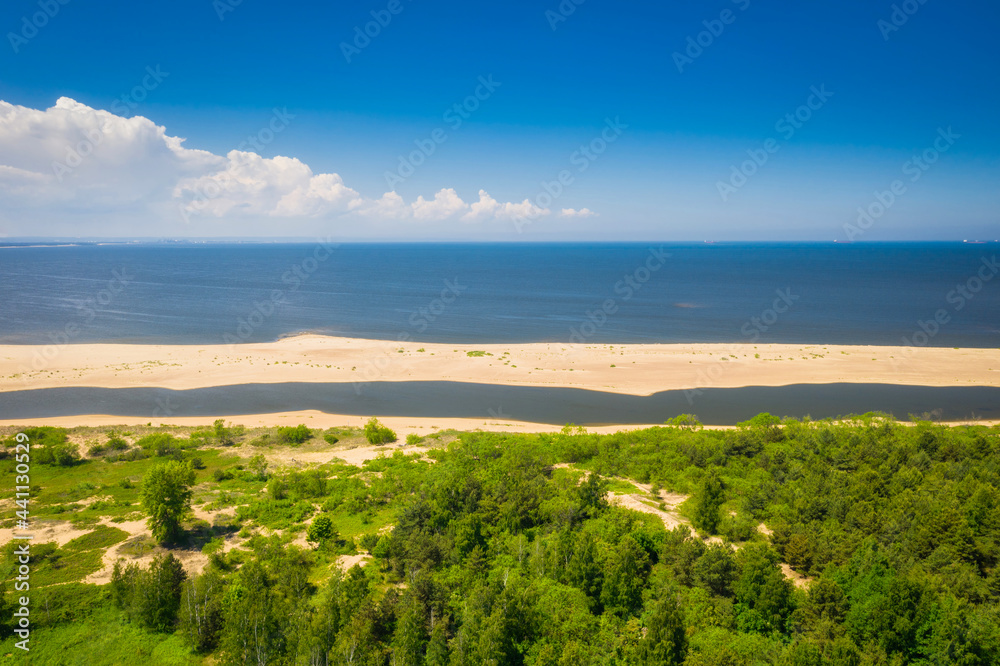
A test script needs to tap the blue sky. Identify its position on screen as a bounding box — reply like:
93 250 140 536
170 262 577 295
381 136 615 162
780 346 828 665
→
0 0 997 240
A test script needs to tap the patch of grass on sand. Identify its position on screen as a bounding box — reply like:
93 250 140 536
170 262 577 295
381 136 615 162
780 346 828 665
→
1 541 104 587
63 524 129 552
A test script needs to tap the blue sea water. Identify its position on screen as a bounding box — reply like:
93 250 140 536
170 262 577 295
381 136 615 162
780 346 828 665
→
1 242 998 347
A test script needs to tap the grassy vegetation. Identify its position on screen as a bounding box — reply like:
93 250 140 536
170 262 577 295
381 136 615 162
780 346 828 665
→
0 416 996 664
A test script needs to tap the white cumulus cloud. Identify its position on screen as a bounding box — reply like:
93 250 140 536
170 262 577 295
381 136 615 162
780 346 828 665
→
0 98 597 235
559 207 598 218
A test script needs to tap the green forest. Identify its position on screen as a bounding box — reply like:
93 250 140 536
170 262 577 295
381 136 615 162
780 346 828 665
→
1 413 999 665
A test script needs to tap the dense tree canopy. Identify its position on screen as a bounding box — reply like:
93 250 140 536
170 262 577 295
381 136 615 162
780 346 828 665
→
5 414 999 664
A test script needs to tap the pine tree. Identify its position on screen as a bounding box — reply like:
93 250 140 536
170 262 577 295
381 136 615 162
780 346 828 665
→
693 471 724 535
638 591 688 665
390 599 426 666
425 614 449 666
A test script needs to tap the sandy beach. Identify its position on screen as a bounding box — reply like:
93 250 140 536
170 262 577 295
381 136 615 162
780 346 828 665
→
1 334 998 429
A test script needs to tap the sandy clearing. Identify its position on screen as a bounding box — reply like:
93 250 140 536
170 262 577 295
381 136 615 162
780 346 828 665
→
0 520 98 548
780 563 812 590
608 492 693 534
254 443 433 469
336 554 371 571
0 513 208 587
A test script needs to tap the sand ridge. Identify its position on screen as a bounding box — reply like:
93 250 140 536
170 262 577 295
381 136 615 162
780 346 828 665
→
3 334 998 396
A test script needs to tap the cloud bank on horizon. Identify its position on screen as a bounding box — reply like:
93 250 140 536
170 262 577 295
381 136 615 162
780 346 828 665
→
0 97 594 237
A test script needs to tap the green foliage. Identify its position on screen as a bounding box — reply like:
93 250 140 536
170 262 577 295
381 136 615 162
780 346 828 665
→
136 432 184 459
64 525 129 552
1 540 104 586
247 454 268 480
26 425 81 466
667 413 703 430
601 533 650 615
179 568 225 653
307 515 336 547
364 417 397 444
577 471 609 519
274 424 312 445
236 497 314 530
219 561 285 665
639 589 688 665
88 430 130 456
693 471 724 534
140 460 195 542
111 553 187 632
212 419 236 446
5 417 1000 665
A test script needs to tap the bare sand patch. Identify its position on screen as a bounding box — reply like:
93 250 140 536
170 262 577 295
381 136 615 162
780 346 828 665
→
336 553 372 571
780 563 812 590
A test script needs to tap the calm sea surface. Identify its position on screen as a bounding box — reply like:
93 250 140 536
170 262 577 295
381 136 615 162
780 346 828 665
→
1 242 998 347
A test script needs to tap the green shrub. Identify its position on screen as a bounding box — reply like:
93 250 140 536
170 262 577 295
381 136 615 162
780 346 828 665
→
28 427 80 466
105 430 129 450
212 468 235 482
307 515 336 547
363 418 397 445
275 425 312 445
358 532 379 552
135 433 182 459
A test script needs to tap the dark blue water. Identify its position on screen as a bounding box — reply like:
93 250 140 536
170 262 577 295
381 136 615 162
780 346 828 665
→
2 383 997 425
1 242 998 347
